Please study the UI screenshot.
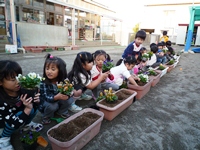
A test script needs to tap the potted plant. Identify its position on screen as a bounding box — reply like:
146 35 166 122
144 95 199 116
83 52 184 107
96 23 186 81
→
57 78 74 96
147 69 161 87
16 72 44 99
165 59 175 72
47 108 104 150
20 130 40 150
96 88 137 121
155 64 169 77
128 73 152 100
102 60 114 80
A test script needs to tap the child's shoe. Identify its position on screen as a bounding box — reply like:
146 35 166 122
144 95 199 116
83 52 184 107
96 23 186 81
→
41 117 51 125
68 103 82 113
78 93 92 100
0 137 14 150
22 121 43 132
56 112 70 119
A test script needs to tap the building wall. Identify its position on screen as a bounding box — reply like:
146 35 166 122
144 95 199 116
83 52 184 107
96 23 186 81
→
17 22 68 46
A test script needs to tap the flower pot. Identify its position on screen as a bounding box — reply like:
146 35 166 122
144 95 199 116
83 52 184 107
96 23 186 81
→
47 108 104 150
165 63 174 72
20 87 38 99
96 89 137 121
22 141 38 150
148 71 161 87
128 80 152 100
155 66 169 77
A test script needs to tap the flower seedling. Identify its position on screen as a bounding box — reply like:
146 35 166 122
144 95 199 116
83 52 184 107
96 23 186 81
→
102 60 115 80
167 59 175 65
104 88 118 103
159 64 166 70
148 70 157 76
16 73 44 89
138 74 149 83
57 79 74 96
20 130 40 145
96 92 106 102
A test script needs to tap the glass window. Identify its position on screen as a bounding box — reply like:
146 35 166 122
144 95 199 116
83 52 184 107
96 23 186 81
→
22 8 33 22
47 12 54 25
33 0 43 8
20 0 33 5
46 2 54 11
15 6 19 21
33 10 44 24
55 15 63 26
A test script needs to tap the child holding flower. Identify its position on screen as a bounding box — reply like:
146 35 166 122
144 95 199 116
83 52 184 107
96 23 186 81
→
39 54 82 125
0 60 42 150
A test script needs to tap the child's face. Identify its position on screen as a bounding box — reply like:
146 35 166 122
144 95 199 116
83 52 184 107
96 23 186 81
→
158 46 163 50
125 63 135 70
0 76 20 96
135 37 144 46
95 54 106 68
83 61 93 71
45 63 59 81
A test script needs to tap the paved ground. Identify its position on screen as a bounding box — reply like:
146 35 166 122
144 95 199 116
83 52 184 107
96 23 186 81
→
1 45 200 150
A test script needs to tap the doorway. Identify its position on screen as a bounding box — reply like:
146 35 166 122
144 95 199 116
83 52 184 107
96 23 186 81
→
0 6 6 35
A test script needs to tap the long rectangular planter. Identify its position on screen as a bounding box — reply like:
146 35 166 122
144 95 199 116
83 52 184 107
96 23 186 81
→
149 71 161 87
127 80 152 100
96 89 137 121
155 66 169 77
47 108 104 150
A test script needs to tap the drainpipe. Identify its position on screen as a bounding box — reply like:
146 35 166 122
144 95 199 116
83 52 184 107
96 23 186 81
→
10 0 17 45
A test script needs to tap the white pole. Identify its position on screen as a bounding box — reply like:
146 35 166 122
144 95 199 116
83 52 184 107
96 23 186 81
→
71 8 75 46
100 16 102 45
10 0 17 45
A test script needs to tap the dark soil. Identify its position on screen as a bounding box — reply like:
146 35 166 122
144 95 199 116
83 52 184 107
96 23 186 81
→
99 90 132 107
149 72 158 76
48 112 101 142
136 80 147 86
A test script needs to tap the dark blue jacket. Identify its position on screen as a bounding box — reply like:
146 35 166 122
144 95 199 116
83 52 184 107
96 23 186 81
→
122 42 141 58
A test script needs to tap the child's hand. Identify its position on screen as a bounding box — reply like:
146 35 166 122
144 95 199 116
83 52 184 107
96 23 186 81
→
73 89 82 97
159 52 164 56
100 72 109 80
20 94 33 110
33 93 40 103
54 93 69 100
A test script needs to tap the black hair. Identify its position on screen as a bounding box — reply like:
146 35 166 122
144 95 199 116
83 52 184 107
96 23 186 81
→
150 43 156 48
166 41 172 47
68 52 93 85
43 53 67 84
0 60 22 82
92 50 111 61
161 41 166 46
116 55 137 66
140 47 147 52
135 30 146 40
150 45 158 54
163 31 167 35
157 42 163 47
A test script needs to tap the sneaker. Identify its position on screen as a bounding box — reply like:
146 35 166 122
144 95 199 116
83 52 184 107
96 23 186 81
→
0 137 14 150
56 112 70 119
22 121 43 132
68 103 82 113
78 93 92 100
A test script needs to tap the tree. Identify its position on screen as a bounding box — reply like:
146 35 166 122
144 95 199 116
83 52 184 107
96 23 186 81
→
132 23 139 33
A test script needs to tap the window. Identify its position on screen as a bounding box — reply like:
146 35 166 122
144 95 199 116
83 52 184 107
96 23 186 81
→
22 8 33 21
33 0 43 8
33 10 44 24
46 1 54 11
55 4 62 13
20 0 33 5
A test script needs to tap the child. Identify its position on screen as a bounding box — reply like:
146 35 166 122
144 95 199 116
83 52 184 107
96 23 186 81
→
160 31 169 42
156 42 167 64
0 60 42 150
147 45 160 68
108 56 139 86
39 54 80 124
166 46 176 61
91 50 119 99
122 30 146 59
68 52 109 99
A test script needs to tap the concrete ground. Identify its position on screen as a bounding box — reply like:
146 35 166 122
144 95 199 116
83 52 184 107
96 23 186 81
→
1 45 200 150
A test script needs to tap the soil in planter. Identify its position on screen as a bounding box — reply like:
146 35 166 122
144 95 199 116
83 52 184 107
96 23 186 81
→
149 72 158 77
48 112 100 142
99 90 132 107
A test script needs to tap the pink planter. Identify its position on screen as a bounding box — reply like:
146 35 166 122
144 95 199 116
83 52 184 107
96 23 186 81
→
149 71 161 87
96 89 137 121
47 108 104 150
128 80 153 100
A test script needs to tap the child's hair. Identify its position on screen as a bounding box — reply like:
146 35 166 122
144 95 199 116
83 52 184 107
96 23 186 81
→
150 43 157 48
161 41 166 46
163 31 167 35
43 54 67 84
150 45 158 53
116 56 137 66
92 50 111 61
157 42 163 48
166 41 172 47
68 52 93 85
135 30 146 40
0 60 22 81
140 47 147 53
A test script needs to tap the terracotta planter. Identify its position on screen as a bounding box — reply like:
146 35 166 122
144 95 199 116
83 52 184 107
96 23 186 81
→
96 89 137 121
149 71 161 87
165 63 174 72
128 80 152 100
47 108 104 150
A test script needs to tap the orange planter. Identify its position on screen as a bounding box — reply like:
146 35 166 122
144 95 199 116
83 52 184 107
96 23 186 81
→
96 89 137 121
128 80 153 100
